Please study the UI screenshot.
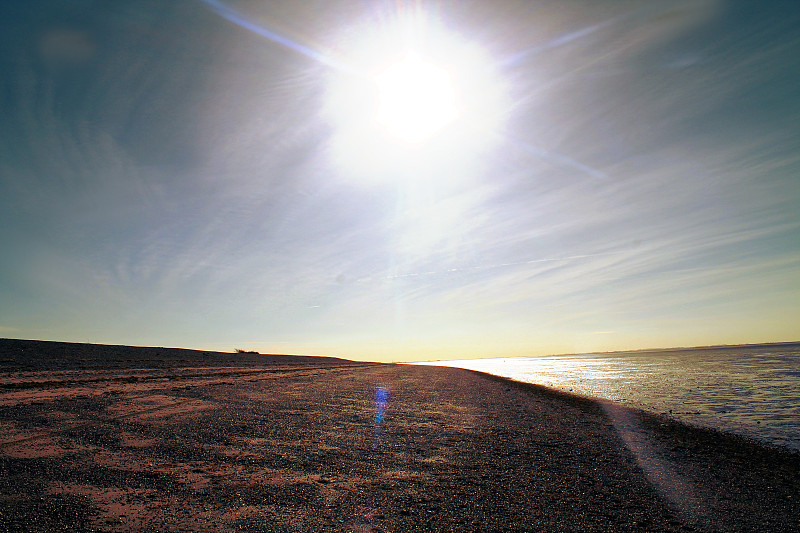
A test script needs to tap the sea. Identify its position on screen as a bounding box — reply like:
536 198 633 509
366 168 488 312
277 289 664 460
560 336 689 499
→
413 342 800 452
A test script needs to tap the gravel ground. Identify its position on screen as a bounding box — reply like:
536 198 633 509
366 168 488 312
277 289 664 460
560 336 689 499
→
0 340 798 532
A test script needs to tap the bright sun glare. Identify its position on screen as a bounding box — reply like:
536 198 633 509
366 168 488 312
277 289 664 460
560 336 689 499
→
324 13 507 183
374 52 459 143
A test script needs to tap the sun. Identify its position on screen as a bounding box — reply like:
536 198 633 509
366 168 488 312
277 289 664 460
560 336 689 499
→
323 12 508 183
373 51 459 143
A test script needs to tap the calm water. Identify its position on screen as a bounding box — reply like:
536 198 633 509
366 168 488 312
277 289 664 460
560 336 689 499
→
414 343 800 451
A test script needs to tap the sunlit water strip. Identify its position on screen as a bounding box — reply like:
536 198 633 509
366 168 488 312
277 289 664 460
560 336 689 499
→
412 343 800 451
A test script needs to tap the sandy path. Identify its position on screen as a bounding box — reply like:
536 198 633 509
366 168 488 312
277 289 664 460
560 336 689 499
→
0 362 798 532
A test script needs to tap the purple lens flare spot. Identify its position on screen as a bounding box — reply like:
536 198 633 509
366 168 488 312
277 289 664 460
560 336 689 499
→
373 386 391 453
375 386 390 424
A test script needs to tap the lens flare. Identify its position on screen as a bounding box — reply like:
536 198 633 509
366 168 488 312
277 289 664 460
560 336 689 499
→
374 386 391 453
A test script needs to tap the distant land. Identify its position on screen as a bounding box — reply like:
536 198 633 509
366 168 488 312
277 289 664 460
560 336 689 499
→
2 338 799 369
413 340 800 362
0 338 362 371
587 341 800 355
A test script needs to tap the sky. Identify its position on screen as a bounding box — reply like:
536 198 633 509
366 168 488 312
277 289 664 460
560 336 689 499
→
1 0 798 362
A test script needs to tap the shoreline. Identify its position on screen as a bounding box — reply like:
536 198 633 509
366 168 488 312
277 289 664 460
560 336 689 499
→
472 368 800 456
414 344 800 453
0 340 798 531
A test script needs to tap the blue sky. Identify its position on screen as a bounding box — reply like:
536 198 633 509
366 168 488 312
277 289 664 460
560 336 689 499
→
1 1 798 361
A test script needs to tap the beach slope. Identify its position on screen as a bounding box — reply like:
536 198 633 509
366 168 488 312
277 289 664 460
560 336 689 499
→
0 340 797 531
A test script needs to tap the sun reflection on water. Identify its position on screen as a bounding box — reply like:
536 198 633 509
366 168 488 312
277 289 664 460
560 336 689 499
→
413 345 800 450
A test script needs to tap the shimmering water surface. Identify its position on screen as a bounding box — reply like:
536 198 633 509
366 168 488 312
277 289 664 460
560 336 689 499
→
414 343 800 451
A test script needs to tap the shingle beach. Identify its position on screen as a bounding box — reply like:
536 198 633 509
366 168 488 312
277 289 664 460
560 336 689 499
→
0 339 798 532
